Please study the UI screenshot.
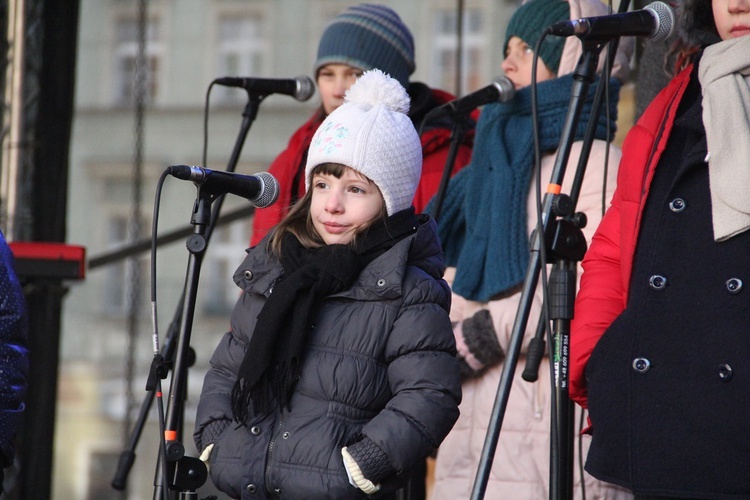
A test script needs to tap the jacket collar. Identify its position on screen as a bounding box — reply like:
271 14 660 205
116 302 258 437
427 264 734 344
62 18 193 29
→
236 214 444 300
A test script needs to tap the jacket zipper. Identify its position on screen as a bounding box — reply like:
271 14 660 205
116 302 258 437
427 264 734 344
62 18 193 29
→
265 409 285 496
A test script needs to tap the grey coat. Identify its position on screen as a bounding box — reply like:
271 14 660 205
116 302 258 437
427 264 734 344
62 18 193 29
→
194 216 461 499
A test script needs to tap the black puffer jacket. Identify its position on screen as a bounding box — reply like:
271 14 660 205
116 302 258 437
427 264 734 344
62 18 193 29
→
194 215 461 499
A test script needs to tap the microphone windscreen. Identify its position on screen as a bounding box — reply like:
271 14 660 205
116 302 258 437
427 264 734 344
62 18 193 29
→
294 76 316 102
253 172 280 208
645 1 675 42
493 76 516 102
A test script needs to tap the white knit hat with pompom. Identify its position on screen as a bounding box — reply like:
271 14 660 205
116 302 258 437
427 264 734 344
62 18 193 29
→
305 69 422 216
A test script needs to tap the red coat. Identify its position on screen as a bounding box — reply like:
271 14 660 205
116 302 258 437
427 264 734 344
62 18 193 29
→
250 87 475 247
569 65 693 408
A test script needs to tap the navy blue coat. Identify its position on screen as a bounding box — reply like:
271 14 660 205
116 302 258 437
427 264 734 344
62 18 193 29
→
0 233 28 468
584 58 750 498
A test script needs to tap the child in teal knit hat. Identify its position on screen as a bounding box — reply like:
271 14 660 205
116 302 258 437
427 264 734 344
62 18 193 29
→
504 0 571 77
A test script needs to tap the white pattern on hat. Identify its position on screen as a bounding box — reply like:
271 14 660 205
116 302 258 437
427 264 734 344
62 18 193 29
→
306 69 422 216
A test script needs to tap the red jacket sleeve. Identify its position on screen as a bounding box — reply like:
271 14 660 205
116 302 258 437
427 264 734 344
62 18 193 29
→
569 191 628 408
413 136 473 214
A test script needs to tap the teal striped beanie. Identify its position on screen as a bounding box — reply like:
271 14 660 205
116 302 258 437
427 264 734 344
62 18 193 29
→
504 0 570 74
314 4 415 87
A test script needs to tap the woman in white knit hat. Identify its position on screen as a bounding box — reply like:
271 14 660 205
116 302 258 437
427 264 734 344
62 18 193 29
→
194 69 461 499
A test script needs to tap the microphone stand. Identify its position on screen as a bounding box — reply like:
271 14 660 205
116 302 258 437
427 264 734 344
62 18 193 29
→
429 113 471 221
156 189 214 499
109 91 267 498
522 0 630 383
470 39 607 500
153 94 268 500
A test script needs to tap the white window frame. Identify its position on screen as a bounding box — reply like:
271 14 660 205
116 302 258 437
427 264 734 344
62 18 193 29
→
113 16 163 106
430 8 486 95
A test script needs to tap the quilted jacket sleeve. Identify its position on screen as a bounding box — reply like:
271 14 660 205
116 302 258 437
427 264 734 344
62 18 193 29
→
194 328 247 452
346 272 462 486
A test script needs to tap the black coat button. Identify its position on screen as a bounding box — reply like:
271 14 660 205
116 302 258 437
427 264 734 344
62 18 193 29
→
726 278 743 294
649 275 667 291
718 364 733 381
244 270 253 280
251 426 261 435
246 483 257 493
632 357 651 373
669 198 686 212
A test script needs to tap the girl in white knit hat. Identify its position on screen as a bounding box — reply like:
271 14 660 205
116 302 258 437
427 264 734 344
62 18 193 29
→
194 69 461 499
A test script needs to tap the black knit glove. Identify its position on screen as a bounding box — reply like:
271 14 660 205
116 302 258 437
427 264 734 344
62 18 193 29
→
456 309 504 378
343 437 396 492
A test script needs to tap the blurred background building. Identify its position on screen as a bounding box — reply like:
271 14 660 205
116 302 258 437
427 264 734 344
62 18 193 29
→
1 0 636 498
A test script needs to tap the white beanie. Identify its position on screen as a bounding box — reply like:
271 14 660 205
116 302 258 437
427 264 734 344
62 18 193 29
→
305 69 422 216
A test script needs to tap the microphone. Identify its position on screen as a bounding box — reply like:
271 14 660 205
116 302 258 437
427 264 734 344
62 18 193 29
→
428 76 516 119
214 75 315 102
169 165 280 208
549 1 674 42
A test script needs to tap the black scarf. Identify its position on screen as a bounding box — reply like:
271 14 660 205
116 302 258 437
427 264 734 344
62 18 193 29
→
231 208 419 423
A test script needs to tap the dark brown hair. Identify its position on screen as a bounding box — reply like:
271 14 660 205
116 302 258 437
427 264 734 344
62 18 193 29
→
667 0 720 72
267 163 386 256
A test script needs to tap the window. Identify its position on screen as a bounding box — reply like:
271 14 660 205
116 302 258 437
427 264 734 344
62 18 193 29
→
99 174 150 319
215 15 266 103
103 215 128 315
431 9 485 95
114 17 162 105
101 213 149 318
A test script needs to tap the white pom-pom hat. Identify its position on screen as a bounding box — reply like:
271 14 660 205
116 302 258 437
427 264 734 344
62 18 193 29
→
305 69 422 216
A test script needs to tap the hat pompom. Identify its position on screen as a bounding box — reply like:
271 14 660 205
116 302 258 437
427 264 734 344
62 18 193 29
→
344 69 410 114
306 68 421 216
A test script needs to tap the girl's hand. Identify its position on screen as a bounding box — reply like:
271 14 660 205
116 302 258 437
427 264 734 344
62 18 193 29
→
341 447 381 494
199 443 214 471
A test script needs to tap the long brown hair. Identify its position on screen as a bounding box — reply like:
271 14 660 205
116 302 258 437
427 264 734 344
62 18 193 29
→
267 163 387 256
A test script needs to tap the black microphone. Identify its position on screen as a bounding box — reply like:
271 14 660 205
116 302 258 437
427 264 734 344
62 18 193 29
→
214 75 315 102
169 165 280 208
427 76 516 119
549 1 674 42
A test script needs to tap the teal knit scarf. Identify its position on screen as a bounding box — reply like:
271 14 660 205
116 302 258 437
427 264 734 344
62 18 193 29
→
430 73 620 302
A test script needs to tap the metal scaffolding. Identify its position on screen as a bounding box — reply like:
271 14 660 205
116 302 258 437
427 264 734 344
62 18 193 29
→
2 0 41 242
2 1 79 499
